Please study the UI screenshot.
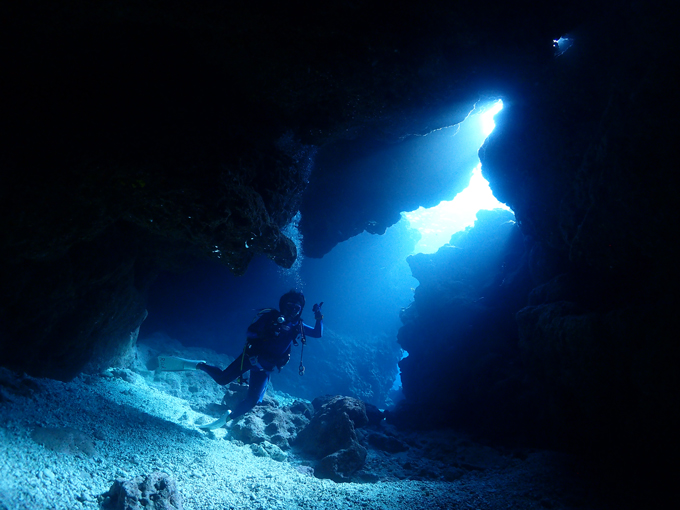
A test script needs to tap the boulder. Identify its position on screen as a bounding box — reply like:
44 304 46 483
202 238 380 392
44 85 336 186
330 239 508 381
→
250 441 288 462
99 472 182 510
296 395 369 480
229 399 312 450
315 443 368 483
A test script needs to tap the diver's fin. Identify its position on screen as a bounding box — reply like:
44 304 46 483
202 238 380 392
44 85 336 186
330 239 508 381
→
198 410 232 430
157 356 206 371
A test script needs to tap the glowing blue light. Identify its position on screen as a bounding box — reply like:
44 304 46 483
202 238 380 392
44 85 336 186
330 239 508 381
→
480 100 503 137
403 164 510 254
402 100 511 254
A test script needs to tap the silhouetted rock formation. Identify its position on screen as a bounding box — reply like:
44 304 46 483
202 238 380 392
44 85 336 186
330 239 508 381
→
396 210 535 436
481 4 680 468
394 1 680 477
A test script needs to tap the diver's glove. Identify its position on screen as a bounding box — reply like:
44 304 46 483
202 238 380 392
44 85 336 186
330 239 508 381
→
312 302 324 321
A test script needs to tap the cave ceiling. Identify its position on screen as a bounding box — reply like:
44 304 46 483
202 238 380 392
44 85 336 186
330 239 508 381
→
4 0 675 384
3 0 587 267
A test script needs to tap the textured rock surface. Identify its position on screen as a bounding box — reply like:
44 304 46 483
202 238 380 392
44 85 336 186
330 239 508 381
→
229 398 313 451
100 472 182 510
395 0 680 474
396 209 534 437
477 4 680 465
299 112 488 257
295 396 369 481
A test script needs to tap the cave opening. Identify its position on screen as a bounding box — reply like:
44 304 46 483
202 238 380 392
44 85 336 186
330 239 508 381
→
401 100 509 255
142 98 514 410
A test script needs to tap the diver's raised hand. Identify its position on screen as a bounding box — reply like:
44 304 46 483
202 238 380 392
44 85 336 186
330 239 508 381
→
312 302 324 321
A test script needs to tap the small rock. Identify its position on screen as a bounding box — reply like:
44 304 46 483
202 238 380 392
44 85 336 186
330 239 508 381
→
262 441 287 462
315 443 368 482
100 471 182 510
250 444 268 457
295 465 314 477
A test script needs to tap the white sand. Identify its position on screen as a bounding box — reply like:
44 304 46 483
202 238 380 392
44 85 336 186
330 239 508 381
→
0 344 600 510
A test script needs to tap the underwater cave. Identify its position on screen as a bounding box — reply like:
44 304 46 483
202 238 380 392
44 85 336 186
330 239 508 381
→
1 1 678 508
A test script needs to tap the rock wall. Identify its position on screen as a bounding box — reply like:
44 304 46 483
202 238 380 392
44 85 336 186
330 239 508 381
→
396 210 536 437
395 2 680 469
482 3 680 463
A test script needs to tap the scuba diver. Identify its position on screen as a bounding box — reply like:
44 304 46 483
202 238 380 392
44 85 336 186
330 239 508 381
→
158 290 323 429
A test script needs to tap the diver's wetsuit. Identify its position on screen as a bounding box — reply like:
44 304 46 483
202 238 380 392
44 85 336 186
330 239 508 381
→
198 309 322 421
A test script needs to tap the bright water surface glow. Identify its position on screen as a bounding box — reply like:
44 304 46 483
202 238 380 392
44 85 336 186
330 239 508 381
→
403 100 510 254
480 100 504 136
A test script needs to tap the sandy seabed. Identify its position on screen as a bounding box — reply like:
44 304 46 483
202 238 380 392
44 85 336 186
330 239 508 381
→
0 341 603 510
